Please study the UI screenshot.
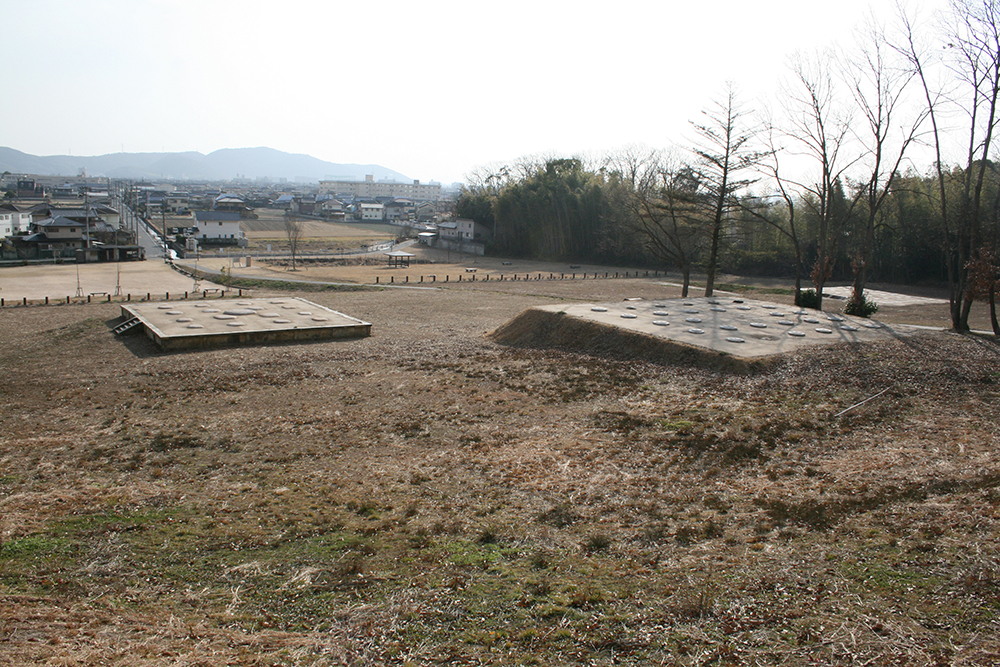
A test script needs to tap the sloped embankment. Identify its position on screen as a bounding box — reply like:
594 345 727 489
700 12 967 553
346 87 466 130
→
488 306 778 373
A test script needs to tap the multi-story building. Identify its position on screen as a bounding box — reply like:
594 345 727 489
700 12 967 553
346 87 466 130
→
318 175 442 202
0 204 33 238
193 210 247 245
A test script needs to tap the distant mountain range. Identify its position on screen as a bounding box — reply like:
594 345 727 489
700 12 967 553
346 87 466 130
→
0 146 414 184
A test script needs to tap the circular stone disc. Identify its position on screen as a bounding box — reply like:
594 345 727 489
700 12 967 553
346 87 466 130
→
788 331 806 337
621 313 638 319
688 328 705 334
737 306 752 311
778 320 795 326
749 322 768 328
311 317 329 322
274 319 291 324
224 309 257 316
803 317 820 324
298 312 313 316
213 314 236 320
710 307 727 312
237 301 252 306
625 305 637 310
193 304 208 308
761 305 777 309
269 300 286 304
166 310 182 315
186 324 204 329
726 337 745 343
653 310 669 316
653 304 667 308
157 305 172 309
176 318 192 323
827 315 845 322
685 317 702 323
204 308 220 313
259 312 280 318
720 324 738 331
840 325 858 331
769 312 786 317
815 327 834 334
652 320 670 326
591 306 608 312
863 322 881 329
682 309 700 314
227 322 246 327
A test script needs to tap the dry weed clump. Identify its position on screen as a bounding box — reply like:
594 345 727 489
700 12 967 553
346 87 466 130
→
0 287 998 665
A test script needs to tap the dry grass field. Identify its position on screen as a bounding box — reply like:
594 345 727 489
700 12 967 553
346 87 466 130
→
1 273 999 665
238 211 397 255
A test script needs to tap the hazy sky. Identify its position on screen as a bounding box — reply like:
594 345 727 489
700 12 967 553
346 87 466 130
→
2 0 947 184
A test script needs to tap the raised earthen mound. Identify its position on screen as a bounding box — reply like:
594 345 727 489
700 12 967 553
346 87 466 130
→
489 306 779 373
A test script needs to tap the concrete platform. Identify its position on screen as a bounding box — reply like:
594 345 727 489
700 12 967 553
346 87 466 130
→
493 297 918 369
120 297 371 351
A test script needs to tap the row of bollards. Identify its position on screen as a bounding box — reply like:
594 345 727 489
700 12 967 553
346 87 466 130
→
0 289 245 308
374 270 660 285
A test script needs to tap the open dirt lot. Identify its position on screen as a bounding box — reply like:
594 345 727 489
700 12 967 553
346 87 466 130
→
1 260 999 665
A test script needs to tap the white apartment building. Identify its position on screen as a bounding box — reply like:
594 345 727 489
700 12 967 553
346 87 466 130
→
318 175 442 201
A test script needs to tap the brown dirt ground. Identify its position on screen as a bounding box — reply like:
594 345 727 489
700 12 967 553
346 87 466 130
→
1 269 999 665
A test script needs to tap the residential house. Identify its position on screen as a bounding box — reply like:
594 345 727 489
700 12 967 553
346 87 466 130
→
214 194 249 214
273 194 295 210
415 201 436 222
384 199 414 222
193 210 247 246
436 221 460 241
454 218 492 242
357 202 384 221
16 179 44 198
318 197 345 220
166 192 190 214
0 204 33 238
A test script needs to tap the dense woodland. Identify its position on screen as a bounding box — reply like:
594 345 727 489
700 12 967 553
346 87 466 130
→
457 0 1000 333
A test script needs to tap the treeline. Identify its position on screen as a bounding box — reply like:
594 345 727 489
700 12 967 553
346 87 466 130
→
457 155 977 295
457 0 1000 333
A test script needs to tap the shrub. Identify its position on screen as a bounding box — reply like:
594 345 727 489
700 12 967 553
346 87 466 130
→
844 294 879 318
796 289 820 309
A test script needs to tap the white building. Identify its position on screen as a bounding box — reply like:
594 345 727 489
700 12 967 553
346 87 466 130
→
193 210 246 244
0 204 33 238
319 175 442 201
358 203 384 221
440 218 492 242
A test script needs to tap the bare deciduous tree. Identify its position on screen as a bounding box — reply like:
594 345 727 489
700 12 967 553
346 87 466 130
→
609 147 701 296
284 215 304 271
781 52 863 311
845 14 928 314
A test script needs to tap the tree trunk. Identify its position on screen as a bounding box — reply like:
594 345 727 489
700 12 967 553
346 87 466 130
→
682 266 691 298
705 221 721 297
990 282 1000 336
